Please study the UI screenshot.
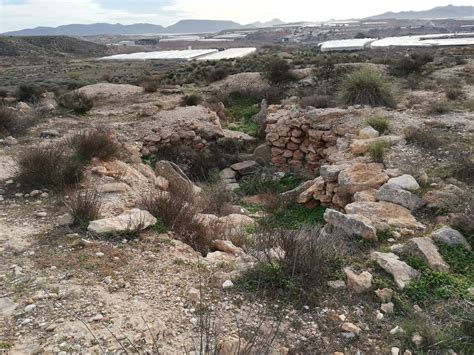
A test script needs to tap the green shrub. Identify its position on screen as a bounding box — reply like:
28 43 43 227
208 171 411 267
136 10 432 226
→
17 144 83 190
389 52 433 77
368 140 389 163
238 167 303 196
181 93 203 106
261 203 326 230
59 91 93 114
338 69 396 107
365 116 390 134
207 68 228 82
263 58 294 84
427 100 451 115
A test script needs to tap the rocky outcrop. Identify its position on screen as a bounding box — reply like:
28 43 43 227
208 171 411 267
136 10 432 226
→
345 202 425 231
423 184 464 212
88 209 157 234
371 252 420 289
338 163 389 194
404 237 450 272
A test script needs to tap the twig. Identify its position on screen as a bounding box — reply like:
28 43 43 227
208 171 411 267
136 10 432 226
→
142 315 160 355
104 324 128 354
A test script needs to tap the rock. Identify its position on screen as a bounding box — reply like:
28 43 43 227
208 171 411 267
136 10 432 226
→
341 322 361 336
385 168 401 178
390 326 405 335
219 168 236 180
155 160 201 195
87 209 157 234
375 288 394 303
212 240 244 256
230 160 259 175
371 252 420 289
345 202 425 231
405 238 450 272
324 209 377 241
57 213 74 226
320 165 347 182
252 143 272 164
100 182 131 193
376 184 425 211
222 280 234 290
354 189 378 202
218 335 247 355
155 176 169 191
90 313 104 322
0 297 18 316
359 126 380 139
30 190 42 197
327 280 346 289
24 304 37 313
344 268 373 293
188 288 200 303
391 347 400 355
40 129 60 138
430 226 471 250
387 175 420 191
412 333 423 347
423 184 464 212
338 163 389 194
380 302 394 314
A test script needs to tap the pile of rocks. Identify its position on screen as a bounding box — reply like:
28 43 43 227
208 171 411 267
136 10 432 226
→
265 107 358 174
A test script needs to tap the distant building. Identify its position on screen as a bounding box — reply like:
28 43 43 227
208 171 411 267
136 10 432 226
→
117 40 136 46
135 39 159 46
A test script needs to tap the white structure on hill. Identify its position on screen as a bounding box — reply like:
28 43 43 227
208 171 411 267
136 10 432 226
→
320 38 376 52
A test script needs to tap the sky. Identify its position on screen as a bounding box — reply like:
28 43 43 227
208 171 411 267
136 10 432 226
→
1 0 473 32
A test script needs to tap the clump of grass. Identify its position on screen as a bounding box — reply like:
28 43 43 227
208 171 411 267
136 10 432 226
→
238 167 303 196
406 128 442 150
16 144 83 190
16 84 44 103
365 116 390 134
339 68 396 107
67 189 102 227
261 203 326 230
70 128 121 163
0 106 20 137
368 140 389 163
181 93 203 106
427 100 451 115
445 86 464 101
59 91 93 114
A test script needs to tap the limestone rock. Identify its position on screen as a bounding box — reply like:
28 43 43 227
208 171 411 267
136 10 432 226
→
87 209 157 234
381 302 394 314
320 164 347 182
219 168 236 180
344 268 373 293
405 238 450 272
376 184 424 211
230 160 259 175
0 297 18 316
341 322 361 335
430 226 471 250
350 136 404 154
338 163 389 194
359 126 380 139
371 252 420 289
423 184 464 212
354 189 378 202
324 209 377 241
387 175 420 191
375 288 394 303
212 240 244 256
252 143 272 164
345 202 425 231
155 160 201 195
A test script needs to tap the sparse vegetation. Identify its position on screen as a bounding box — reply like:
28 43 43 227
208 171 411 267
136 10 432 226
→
181 93 203 106
445 86 464 101
141 79 159 93
368 140 389 163
0 106 20 137
365 115 390 134
299 94 334 108
339 68 396 107
70 128 121 163
67 189 102 227
389 52 433 77
263 58 294 84
238 167 303 196
59 91 93 114
16 84 44 102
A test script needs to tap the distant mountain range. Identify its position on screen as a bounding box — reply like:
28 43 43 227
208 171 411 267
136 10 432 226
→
2 19 285 36
368 5 474 20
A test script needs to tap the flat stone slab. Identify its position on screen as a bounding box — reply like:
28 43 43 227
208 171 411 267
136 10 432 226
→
324 209 377 241
405 237 450 272
376 183 424 211
338 163 389 194
0 297 18 316
230 160 259 175
88 209 157 234
371 252 420 289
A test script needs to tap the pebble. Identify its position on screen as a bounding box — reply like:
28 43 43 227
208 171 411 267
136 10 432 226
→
390 326 405 335
376 311 384 320
90 313 103 322
391 347 400 355
95 252 105 257
24 304 37 312
222 280 234 290
381 302 394 314
36 212 48 218
30 190 42 197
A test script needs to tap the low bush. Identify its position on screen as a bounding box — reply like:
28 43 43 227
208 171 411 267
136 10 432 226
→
299 95 334 109
368 140 389 163
338 69 396 107
70 128 121 163
141 79 159 93
445 86 464 101
59 91 93 114
207 68 228 82
67 189 102 227
181 93 203 106
16 84 44 103
427 100 451 115
199 179 234 216
263 58 294 84
17 144 83 190
0 106 19 137
406 128 442 150
389 52 433 77
365 116 390 134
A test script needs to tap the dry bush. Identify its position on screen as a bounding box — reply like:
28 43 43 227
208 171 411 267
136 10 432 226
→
427 100 451 115
70 128 121 163
207 67 228 82
17 144 83 190
450 150 474 185
16 84 44 103
299 95 334 109
339 69 396 107
0 105 19 137
59 91 93 114
445 86 464 101
181 93 203 106
199 180 234 216
263 58 294 84
67 189 102 226
247 225 349 286
389 52 433 77
141 79 159 93
406 129 442 150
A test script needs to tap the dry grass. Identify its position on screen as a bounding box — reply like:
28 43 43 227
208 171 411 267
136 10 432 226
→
299 95 334 109
368 140 389 163
67 189 102 226
59 91 93 114
70 128 121 163
0 106 19 137
199 180 234 216
365 116 390 134
16 144 83 190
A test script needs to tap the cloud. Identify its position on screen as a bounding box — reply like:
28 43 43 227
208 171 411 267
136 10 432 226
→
0 0 176 32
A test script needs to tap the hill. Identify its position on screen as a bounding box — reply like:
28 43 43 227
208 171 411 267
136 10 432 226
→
368 5 474 20
0 36 107 57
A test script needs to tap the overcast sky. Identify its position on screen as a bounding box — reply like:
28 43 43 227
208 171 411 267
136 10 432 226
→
1 0 472 32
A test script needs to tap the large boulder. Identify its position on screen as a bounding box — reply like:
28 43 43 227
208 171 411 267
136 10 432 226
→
77 83 143 101
371 252 420 289
338 163 389 194
376 184 424 211
345 201 425 231
404 237 450 272
324 209 377 241
88 209 157 234
430 226 471 251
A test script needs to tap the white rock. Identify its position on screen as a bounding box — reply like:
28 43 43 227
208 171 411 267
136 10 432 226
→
87 209 157 234
24 304 37 313
222 280 234 290
387 175 420 191
391 347 400 355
